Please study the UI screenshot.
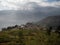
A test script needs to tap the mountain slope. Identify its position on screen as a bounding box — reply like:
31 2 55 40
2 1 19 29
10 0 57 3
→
37 15 60 27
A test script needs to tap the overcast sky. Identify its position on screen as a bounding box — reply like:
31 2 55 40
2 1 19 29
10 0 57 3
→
0 0 60 29
0 0 60 10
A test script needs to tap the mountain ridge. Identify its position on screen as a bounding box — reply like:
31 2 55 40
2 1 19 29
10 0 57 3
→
37 15 60 27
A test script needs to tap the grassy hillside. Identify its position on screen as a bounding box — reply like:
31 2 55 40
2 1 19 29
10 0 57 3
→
0 27 60 45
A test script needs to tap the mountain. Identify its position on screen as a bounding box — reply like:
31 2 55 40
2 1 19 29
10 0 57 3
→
37 15 60 27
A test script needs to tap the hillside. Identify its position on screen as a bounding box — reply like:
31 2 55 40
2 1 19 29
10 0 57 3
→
37 15 60 27
0 27 60 45
0 15 60 45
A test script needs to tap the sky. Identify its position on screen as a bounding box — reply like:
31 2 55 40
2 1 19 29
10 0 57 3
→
0 0 60 29
0 0 60 10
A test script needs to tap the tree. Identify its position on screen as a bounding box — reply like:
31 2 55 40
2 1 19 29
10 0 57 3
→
55 26 60 35
14 25 19 28
2 28 7 31
7 26 12 30
47 26 52 35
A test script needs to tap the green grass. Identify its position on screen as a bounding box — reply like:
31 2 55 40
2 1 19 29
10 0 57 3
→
0 29 60 45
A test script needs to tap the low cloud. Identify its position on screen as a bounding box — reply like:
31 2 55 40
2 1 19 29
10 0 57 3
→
0 6 60 28
0 0 60 28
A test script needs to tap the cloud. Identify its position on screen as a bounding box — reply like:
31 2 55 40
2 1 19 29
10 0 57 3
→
0 6 60 28
56 0 60 1
0 0 60 10
0 0 60 29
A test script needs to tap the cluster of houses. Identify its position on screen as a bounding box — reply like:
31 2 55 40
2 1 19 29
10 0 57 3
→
2 22 60 35
1 23 41 31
